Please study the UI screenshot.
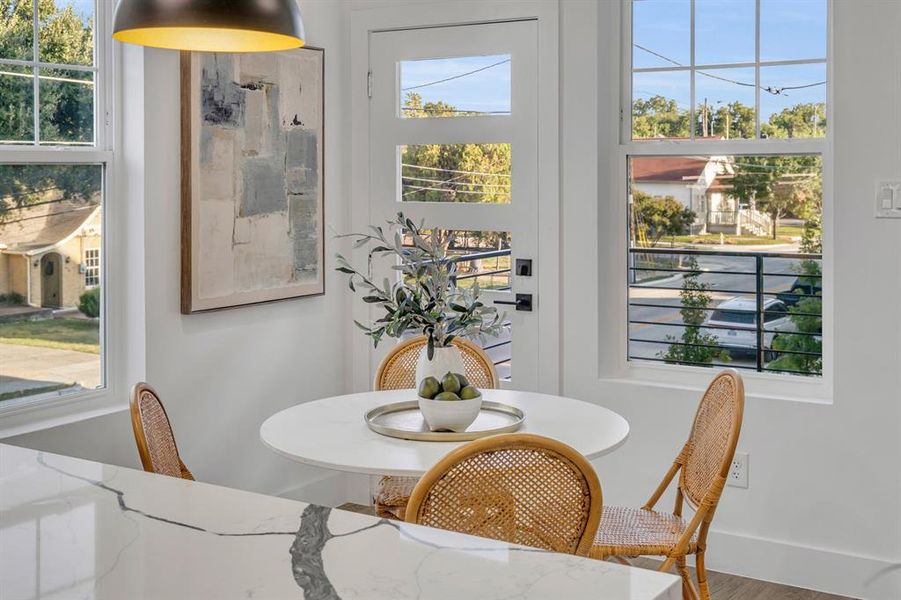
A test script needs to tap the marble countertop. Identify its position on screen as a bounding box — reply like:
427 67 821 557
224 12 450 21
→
0 443 680 599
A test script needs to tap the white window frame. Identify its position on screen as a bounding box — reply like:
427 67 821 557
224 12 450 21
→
84 248 100 288
0 1 127 435
609 0 834 402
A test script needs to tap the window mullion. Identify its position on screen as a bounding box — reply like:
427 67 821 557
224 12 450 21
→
755 0 761 139
32 0 39 146
689 0 695 140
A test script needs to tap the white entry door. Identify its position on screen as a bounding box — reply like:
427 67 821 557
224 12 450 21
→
369 20 541 389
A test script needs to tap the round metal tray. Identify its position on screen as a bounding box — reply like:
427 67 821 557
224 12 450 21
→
365 400 525 442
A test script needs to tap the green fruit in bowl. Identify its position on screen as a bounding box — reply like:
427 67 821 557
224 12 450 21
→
434 391 461 401
441 372 461 394
459 385 481 400
455 373 471 388
418 376 441 399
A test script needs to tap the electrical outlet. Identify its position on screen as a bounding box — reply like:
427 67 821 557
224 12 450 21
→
727 452 749 488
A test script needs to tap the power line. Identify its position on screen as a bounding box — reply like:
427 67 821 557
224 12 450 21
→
401 58 511 92
402 163 511 178
0 69 94 86
402 175 510 188
633 44 826 96
402 184 508 196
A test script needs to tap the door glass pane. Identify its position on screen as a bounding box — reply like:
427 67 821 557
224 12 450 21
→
760 63 826 139
0 65 35 144
1 0 34 60
400 54 511 118
400 144 511 203
760 0 827 62
695 0 755 66
445 230 511 291
38 0 95 66
0 164 104 402
632 70 691 140
694 67 756 139
39 68 94 145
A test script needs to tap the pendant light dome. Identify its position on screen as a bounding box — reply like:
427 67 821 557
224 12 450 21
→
112 0 305 53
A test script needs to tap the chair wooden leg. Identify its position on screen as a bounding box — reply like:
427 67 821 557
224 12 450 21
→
696 550 711 600
675 556 700 600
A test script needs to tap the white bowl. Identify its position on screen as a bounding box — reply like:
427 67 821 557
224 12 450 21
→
418 395 482 432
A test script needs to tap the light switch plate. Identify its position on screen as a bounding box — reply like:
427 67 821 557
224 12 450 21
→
876 181 901 218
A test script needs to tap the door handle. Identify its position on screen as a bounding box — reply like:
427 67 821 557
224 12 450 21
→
494 293 533 312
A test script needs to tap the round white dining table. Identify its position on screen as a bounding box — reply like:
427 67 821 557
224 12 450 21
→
260 389 630 477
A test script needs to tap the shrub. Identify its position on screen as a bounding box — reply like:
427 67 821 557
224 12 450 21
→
78 288 101 318
0 292 25 306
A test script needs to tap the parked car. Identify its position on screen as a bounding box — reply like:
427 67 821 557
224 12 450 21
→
776 277 822 307
707 297 795 359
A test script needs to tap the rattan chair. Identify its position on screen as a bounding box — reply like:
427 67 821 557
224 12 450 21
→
373 335 499 520
406 433 602 556
129 382 194 480
589 369 745 600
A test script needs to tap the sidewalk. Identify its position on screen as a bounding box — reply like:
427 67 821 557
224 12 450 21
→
0 343 101 397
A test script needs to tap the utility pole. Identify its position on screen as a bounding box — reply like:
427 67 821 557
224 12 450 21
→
701 97 709 137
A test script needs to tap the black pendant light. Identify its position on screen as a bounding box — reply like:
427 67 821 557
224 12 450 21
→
112 0 305 52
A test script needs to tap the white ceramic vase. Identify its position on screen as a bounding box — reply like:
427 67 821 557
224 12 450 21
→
415 344 466 385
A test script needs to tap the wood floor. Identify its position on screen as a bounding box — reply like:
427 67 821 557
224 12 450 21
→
337 503 854 600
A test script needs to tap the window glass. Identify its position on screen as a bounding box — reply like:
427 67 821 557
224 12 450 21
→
400 144 511 203
627 154 823 376
400 54 511 118
38 68 94 145
632 71 691 140
631 0 827 140
632 0 690 69
760 0 827 62
695 0 755 65
38 0 95 66
0 65 35 144
0 0 34 61
0 164 104 402
1 0 97 146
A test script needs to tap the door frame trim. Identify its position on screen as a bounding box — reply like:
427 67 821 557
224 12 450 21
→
349 0 560 394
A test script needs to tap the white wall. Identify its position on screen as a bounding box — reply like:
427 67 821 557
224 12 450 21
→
8 0 353 503
564 1 901 598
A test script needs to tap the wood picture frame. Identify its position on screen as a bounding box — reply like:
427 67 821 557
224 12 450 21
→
180 47 325 314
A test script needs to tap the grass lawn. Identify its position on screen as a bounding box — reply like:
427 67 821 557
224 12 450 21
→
775 225 805 237
669 234 794 246
0 318 100 354
0 383 75 402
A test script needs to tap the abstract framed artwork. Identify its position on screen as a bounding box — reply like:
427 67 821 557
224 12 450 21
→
180 47 324 314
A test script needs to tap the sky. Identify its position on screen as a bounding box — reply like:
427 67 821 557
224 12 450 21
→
632 0 827 121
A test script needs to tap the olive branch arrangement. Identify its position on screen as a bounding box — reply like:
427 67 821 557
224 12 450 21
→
335 213 506 359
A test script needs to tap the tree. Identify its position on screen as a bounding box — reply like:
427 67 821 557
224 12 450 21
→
730 155 822 239
662 257 730 366
632 95 690 139
769 215 823 376
707 101 756 140
631 190 695 247
762 103 826 139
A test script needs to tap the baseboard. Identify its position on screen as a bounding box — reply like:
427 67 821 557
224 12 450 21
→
704 528 900 599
